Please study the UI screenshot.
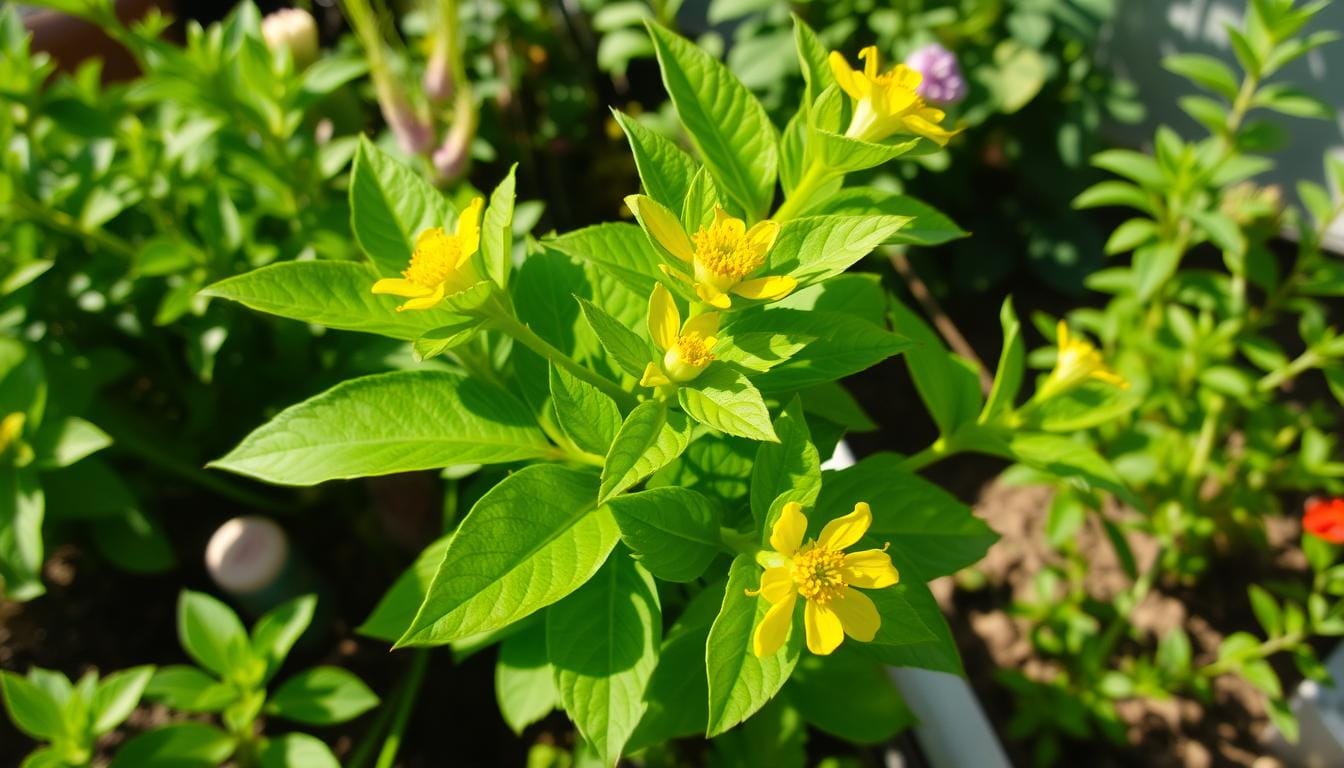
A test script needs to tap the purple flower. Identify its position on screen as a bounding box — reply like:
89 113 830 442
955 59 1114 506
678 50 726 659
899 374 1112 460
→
905 43 967 106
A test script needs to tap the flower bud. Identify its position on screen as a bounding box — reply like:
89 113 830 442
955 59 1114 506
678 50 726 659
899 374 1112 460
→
378 87 435 156
904 43 967 106
261 8 319 70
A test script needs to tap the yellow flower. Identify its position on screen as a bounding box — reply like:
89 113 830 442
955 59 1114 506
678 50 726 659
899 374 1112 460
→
640 284 719 387
626 195 795 310
371 197 484 312
828 46 956 146
1038 320 1128 400
0 412 24 454
749 501 900 657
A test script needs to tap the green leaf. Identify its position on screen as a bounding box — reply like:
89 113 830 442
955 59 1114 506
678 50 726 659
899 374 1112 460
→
258 733 339 768
177 590 251 680
202 261 471 340
91 666 154 735
612 109 699 211
786 647 912 743
1133 242 1183 301
496 622 558 735
1104 218 1159 255
816 453 997 578
679 365 778 442
1092 149 1165 188
860 576 962 674
1164 53 1240 100
110 723 236 768
1073 181 1153 213
399 466 618 646
792 13 834 108
0 469 45 602
706 555 800 736
806 188 966 245
707 695 807 768
358 536 450 642
646 23 778 219
607 488 722 582
31 416 110 468
212 371 550 485
547 223 663 296
734 309 910 392
771 215 910 287
751 398 820 531
482 164 518 288
891 298 984 436
576 297 650 379
981 298 1024 423
250 595 316 683
628 581 723 750
810 129 924 174
600 400 693 503
681 167 723 232
267 667 378 726
1006 433 1141 510
350 136 455 275
549 365 621 456
547 555 661 764
1248 585 1282 636
1026 382 1140 432
0 671 63 741
144 666 237 713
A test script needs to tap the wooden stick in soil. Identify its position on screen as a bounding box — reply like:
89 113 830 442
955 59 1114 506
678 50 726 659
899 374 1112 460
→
886 247 993 395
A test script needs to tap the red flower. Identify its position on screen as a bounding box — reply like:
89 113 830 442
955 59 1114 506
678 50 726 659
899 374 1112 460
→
1304 498 1344 544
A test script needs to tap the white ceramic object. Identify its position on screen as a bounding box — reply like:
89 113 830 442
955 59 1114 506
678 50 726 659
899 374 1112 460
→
204 515 290 596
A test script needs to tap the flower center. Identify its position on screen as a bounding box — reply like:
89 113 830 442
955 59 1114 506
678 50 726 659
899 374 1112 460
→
791 544 846 604
674 333 714 367
692 222 765 280
402 228 463 288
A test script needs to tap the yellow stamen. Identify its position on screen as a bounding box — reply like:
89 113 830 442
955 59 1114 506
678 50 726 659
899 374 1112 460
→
692 220 766 281
791 544 847 604
402 228 462 289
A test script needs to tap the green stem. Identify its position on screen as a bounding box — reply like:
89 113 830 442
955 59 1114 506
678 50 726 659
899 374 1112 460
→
1180 395 1224 501
1197 632 1302 679
12 193 138 260
898 437 955 472
772 162 836 222
374 650 431 768
1257 349 1321 392
490 313 637 409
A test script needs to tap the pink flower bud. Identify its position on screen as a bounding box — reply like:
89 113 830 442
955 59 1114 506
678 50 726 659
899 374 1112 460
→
905 43 967 106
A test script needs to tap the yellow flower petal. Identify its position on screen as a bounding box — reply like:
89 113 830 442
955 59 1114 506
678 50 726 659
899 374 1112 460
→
744 220 781 253
831 587 881 642
454 197 484 265
371 277 433 298
859 45 880 78
1056 320 1070 349
731 275 796 301
639 362 669 388
628 194 693 262
648 283 680 351
817 501 872 551
396 282 446 312
753 592 796 657
754 566 795 604
829 51 864 100
842 548 899 589
695 282 732 309
681 311 720 339
903 113 955 146
769 501 807 557
804 599 844 655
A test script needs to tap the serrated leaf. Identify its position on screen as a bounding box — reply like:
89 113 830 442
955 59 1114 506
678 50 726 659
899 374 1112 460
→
607 488 721 582
549 365 621 456
751 398 820 532
678 365 778 442
350 136 455 276
600 400 692 503
496 623 558 735
212 371 550 485
547 555 661 764
706 555 800 736
646 23 778 219
203 261 471 340
398 466 618 646
613 110 699 211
